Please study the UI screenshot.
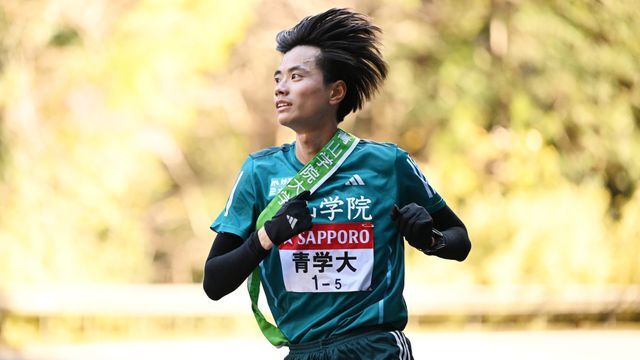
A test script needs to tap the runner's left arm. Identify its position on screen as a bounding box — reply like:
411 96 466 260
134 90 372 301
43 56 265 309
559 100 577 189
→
430 204 471 261
391 202 471 261
393 147 471 261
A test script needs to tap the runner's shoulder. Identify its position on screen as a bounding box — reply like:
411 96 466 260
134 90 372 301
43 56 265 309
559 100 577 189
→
249 143 294 160
357 138 398 148
357 139 399 156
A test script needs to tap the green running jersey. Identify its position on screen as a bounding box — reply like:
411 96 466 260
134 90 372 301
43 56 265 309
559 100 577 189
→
212 139 445 344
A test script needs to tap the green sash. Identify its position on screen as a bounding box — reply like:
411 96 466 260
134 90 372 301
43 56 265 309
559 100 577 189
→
248 129 359 346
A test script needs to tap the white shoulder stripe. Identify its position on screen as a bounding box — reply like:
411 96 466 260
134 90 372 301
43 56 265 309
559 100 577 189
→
406 157 434 198
224 171 244 216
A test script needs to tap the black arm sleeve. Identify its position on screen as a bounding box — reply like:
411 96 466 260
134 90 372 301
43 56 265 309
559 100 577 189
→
430 204 472 262
202 231 270 301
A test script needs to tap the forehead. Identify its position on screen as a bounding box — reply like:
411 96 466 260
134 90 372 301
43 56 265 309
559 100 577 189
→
277 45 321 72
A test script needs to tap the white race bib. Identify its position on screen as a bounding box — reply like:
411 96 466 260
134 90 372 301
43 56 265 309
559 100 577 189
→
278 222 374 293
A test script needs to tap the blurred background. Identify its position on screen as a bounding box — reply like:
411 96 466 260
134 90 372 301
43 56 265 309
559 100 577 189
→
1 0 639 359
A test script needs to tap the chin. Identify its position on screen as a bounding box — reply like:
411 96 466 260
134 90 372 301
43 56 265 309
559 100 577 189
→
277 114 296 127
277 116 290 126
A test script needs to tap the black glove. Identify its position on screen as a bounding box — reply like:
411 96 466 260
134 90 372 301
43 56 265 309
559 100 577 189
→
391 203 445 253
264 190 313 246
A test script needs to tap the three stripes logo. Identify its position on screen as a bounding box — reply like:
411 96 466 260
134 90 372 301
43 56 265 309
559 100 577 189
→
286 215 298 229
344 174 365 186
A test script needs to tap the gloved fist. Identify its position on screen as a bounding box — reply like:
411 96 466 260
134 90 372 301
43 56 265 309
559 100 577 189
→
264 190 313 246
391 203 436 252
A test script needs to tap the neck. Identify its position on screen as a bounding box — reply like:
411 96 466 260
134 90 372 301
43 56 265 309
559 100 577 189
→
295 123 338 165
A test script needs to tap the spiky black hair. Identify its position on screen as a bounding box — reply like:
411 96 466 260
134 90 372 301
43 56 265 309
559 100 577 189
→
276 8 388 122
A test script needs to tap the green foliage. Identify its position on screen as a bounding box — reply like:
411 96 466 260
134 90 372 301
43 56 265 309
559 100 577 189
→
0 0 256 285
49 26 81 47
371 0 640 285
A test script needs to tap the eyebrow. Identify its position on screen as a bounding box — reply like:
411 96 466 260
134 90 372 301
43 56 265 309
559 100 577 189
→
274 65 310 78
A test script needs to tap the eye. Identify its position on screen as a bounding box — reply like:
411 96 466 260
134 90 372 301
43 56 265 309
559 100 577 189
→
274 76 281 84
291 73 301 80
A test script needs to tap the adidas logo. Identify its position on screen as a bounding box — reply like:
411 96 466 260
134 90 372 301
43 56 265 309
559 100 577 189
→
286 215 298 229
345 174 365 186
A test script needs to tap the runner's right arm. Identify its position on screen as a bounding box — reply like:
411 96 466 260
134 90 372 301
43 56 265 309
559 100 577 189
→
203 191 313 300
203 231 268 301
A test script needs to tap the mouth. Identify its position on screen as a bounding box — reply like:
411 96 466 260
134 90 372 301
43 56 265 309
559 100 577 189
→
276 100 292 111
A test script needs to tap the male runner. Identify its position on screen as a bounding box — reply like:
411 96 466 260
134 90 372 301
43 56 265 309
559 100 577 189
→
203 8 471 359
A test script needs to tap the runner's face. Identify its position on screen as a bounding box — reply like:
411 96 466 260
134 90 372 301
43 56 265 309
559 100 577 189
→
274 46 335 130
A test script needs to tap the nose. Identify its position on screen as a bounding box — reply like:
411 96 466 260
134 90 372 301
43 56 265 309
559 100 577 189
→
275 79 288 96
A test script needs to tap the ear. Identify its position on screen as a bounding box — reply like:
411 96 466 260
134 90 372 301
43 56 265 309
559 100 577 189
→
328 80 346 105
